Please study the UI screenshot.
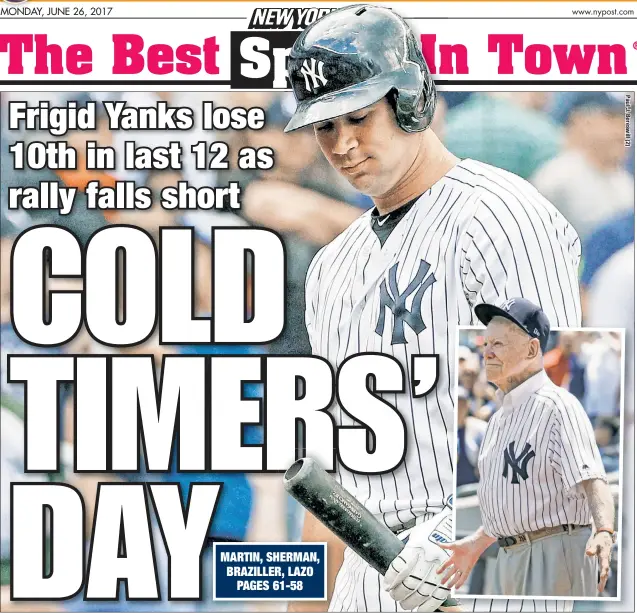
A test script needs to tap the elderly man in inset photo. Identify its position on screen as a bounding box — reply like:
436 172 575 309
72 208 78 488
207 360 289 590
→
438 298 616 598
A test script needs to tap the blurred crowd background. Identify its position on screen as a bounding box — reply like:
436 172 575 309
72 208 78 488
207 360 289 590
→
1 90 634 612
455 329 623 600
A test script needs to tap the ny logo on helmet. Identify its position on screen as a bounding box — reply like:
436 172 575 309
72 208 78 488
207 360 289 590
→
375 260 436 345
501 298 516 312
299 58 328 92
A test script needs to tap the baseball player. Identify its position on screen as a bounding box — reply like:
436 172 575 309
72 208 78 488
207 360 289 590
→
437 298 616 598
284 5 583 612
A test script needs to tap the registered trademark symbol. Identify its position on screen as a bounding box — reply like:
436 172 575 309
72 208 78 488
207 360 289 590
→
633 41 637 50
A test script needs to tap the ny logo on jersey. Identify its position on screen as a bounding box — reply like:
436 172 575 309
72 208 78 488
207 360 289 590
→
375 259 436 345
299 58 328 92
502 442 535 484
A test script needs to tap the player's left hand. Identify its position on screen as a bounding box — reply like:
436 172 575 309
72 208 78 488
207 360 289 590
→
383 508 453 612
585 530 614 593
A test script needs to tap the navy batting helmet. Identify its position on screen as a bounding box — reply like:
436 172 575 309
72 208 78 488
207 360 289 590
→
284 4 437 133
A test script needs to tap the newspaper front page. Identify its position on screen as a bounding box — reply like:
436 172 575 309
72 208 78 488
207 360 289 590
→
0 1 634 612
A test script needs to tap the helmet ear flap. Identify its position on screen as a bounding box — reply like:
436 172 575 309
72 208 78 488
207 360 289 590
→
414 91 426 115
395 84 436 133
385 88 399 114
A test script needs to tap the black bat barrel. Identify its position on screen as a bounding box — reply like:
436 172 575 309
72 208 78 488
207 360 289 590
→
283 457 404 575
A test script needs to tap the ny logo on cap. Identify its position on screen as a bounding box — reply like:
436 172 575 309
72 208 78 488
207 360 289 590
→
501 298 516 312
300 58 328 92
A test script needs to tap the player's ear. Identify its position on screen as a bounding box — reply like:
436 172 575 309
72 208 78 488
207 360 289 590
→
527 338 540 360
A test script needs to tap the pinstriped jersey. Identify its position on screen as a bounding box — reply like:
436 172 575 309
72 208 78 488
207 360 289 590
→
477 370 606 539
463 598 574 612
304 158 582 531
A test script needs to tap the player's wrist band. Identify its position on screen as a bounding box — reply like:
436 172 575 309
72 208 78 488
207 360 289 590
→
595 528 617 542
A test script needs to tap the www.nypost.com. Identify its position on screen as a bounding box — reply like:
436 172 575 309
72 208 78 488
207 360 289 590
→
572 7 635 16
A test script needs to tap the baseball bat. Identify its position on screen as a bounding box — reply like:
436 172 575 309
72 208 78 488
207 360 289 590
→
283 457 457 608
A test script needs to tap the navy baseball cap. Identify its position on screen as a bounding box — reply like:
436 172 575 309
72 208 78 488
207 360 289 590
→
474 298 551 352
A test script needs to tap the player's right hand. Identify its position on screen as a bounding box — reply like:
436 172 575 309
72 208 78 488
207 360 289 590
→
383 508 453 612
585 529 614 593
436 535 485 590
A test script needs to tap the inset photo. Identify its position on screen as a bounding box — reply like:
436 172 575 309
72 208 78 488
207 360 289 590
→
450 299 623 601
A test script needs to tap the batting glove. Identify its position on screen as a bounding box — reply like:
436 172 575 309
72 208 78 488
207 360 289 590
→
383 504 453 612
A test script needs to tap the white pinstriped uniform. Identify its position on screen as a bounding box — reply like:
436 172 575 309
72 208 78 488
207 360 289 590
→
462 599 575 612
304 159 582 612
478 370 606 539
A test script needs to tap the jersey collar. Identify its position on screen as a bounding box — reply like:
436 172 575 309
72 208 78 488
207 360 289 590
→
369 194 421 226
497 369 549 412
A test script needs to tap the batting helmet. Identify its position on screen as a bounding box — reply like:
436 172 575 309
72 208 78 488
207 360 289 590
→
284 4 437 134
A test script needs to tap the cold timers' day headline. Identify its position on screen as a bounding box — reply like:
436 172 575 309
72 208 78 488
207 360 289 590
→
7 220 439 601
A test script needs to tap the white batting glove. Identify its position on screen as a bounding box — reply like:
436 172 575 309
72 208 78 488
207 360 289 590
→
383 505 453 612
